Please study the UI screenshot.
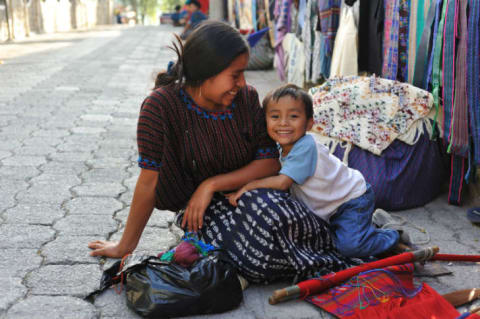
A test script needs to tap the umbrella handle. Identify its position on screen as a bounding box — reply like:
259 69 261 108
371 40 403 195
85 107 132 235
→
269 285 301 305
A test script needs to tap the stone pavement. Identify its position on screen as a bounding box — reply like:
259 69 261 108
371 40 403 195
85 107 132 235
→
1 24 480 318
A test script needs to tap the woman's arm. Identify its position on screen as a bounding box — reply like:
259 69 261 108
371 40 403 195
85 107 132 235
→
182 158 280 232
88 168 158 257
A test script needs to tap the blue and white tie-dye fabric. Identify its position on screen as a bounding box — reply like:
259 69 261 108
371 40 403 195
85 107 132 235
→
176 188 355 283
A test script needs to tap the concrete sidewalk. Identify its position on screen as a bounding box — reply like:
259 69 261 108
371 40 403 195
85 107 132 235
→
1 24 480 318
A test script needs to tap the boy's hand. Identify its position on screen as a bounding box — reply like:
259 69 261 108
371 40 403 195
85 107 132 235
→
226 187 248 207
182 180 215 232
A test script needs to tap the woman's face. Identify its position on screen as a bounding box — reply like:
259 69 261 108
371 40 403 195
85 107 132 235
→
200 53 248 110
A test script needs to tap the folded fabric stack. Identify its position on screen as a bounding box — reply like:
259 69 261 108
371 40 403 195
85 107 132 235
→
308 75 446 211
309 75 437 161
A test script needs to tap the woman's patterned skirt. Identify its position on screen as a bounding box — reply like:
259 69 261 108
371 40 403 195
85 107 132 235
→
176 189 355 284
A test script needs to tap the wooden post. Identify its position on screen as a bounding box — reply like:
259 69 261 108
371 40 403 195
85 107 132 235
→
3 0 13 40
23 0 30 36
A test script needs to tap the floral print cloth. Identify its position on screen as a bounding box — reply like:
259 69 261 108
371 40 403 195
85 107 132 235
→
309 75 433 155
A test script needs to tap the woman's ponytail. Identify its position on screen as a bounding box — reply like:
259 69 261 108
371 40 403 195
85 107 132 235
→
154 34 185 90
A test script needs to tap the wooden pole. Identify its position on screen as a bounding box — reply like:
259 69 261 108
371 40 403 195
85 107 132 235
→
4 0 13 40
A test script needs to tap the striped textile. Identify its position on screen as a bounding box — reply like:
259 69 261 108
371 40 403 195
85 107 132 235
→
441 0 457 146
137 85 278 211
448 0 468 156
412 0 438 89
317 0 342 78
416 0 425 47
468 0 480 165
332 127 446 211
397 0 410 82
430 0 448 138
407 0 417 83
449 155 465 205
424 0 443 90
177 189 357 283
382 0 400 80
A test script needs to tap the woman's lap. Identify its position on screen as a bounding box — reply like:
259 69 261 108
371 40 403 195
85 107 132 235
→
177 189 354 283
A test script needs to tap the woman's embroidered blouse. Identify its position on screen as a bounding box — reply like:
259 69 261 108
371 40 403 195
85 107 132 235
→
137 84 279 211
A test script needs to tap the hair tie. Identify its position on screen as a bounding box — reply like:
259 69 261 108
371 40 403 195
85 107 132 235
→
167 61 175 75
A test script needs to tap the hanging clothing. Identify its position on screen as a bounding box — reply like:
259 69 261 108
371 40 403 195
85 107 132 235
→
468 0 480 165
382 0 400 80
396 0 410 82
416 0 425 47
448 0 468 156
407 0 417 83
424 0 443 90
274 0 292 81
358 0 384 76
284 33 306 86
238 0 254 30
302 0 317 83
317 0 342 78
442 0 457 147
412 0 438 89
330 6 358 77
311 32 323 82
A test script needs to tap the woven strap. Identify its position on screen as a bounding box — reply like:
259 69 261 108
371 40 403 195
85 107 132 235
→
468 0 480 165
442 0 457 146
448 155 465 205
447 0 468 156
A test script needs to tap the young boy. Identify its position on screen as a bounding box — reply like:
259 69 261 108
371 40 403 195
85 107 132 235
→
181 0 207 39
228 84 400 258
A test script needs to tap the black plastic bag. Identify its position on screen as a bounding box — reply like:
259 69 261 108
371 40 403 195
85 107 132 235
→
88 250 243 318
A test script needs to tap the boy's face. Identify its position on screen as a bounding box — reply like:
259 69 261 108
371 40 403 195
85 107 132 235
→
186 3 197 12
266 95 313 155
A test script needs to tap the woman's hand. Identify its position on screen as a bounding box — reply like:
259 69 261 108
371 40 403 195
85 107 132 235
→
88 240 133 258
182 180 215 232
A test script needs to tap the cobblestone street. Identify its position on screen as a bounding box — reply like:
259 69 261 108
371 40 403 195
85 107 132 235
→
1 25 480 318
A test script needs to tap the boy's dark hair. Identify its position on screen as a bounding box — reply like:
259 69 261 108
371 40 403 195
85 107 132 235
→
262 84 313 119
174 4 181 11
187 0 201 8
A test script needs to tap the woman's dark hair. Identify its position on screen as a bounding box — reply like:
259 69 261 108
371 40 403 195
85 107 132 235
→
154 21 249 90
262 84 314 119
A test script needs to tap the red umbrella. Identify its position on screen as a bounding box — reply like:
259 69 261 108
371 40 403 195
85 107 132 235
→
269 246 439 305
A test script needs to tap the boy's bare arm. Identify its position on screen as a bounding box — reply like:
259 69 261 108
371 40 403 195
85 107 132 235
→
228 174 294 206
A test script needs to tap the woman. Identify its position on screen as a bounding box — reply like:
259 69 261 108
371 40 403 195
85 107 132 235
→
88 21 353 283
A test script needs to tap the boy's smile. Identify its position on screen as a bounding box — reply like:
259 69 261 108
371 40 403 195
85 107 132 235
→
266 95 314 156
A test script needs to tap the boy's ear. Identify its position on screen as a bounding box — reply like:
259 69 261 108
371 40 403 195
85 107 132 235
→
306 118 314 131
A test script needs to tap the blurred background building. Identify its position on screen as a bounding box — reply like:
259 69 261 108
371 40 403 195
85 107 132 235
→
0 0 115 41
